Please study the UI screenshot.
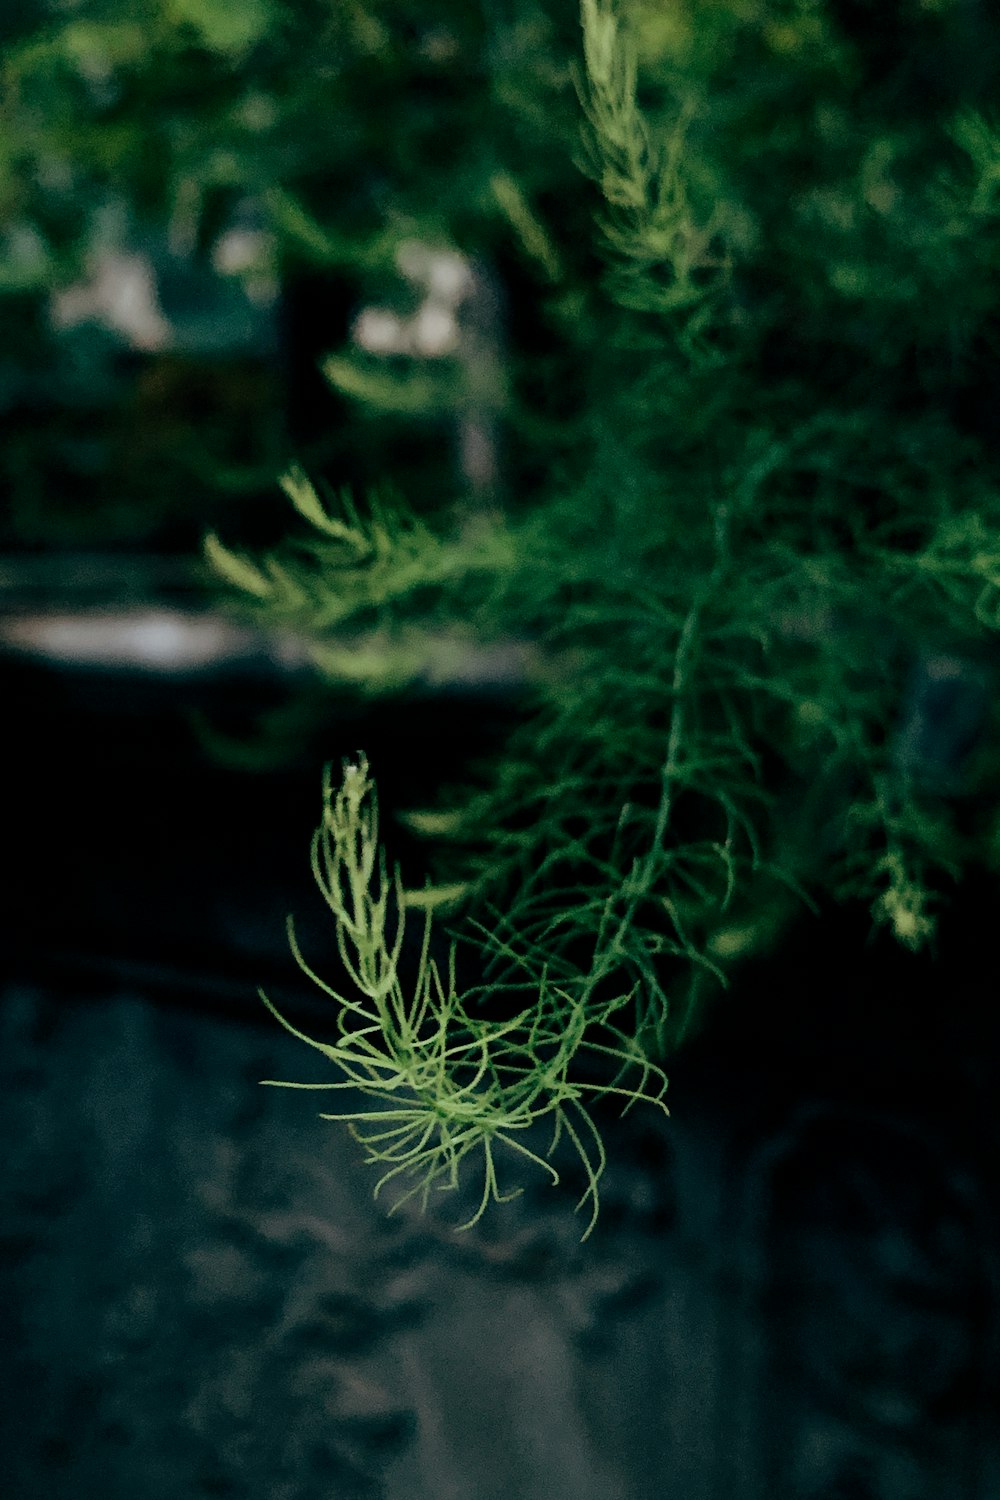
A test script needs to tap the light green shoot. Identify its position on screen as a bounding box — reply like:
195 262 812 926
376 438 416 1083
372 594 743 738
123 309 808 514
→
577 0 727 338
260 756 669 1238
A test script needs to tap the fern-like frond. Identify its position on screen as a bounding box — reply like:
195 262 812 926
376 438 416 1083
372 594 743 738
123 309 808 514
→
261 756 669 1238
577 0 729 346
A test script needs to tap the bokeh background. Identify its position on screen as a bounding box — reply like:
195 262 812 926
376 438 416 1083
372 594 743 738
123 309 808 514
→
2 3 1000 1497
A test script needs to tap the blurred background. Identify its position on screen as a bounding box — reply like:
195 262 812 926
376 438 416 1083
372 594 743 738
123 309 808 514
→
2 2 999 1497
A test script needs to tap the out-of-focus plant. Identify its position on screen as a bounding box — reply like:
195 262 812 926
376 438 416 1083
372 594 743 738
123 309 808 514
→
15 0 995 1230
205 0 1000 1233
200 0 1000 1230
0 0 587 548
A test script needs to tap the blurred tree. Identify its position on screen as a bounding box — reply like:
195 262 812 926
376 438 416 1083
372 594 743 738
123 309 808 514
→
0 0 589 549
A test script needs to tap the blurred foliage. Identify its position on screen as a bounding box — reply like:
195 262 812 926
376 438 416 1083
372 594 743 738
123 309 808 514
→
0 0 591 548
10 0 1000 1225
206 0 1000 1228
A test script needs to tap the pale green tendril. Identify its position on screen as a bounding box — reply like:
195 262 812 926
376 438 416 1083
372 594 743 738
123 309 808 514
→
260 755 669 1239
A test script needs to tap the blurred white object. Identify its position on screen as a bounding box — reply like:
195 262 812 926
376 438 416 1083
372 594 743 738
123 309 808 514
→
353 307 410 354
353 244 468 359
51 250 173 352
395 241 472 303
411 302 459 356
210 225 278 307
49 193 277 355
352 241 502 498
0 610 276 673
0 608 537 690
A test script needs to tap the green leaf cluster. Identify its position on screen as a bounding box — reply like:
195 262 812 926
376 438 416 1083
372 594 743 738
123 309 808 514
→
0 0 581 543
202 0 1000 1231
260 755 667 1238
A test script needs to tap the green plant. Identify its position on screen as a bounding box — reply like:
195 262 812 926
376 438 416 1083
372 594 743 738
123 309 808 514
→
259 754 667 1237
209 0 1000 1233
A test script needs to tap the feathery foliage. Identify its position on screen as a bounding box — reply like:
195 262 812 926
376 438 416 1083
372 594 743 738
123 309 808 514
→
259 754 668 1237
206 0 1000 1231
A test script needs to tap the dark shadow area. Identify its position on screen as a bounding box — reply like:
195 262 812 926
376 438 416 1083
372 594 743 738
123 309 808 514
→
1 649 998 1500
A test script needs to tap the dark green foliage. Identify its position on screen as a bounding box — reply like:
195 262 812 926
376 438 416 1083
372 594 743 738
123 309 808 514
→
205 0 1000 1230
0 0 585 543
14 1 1000 1228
